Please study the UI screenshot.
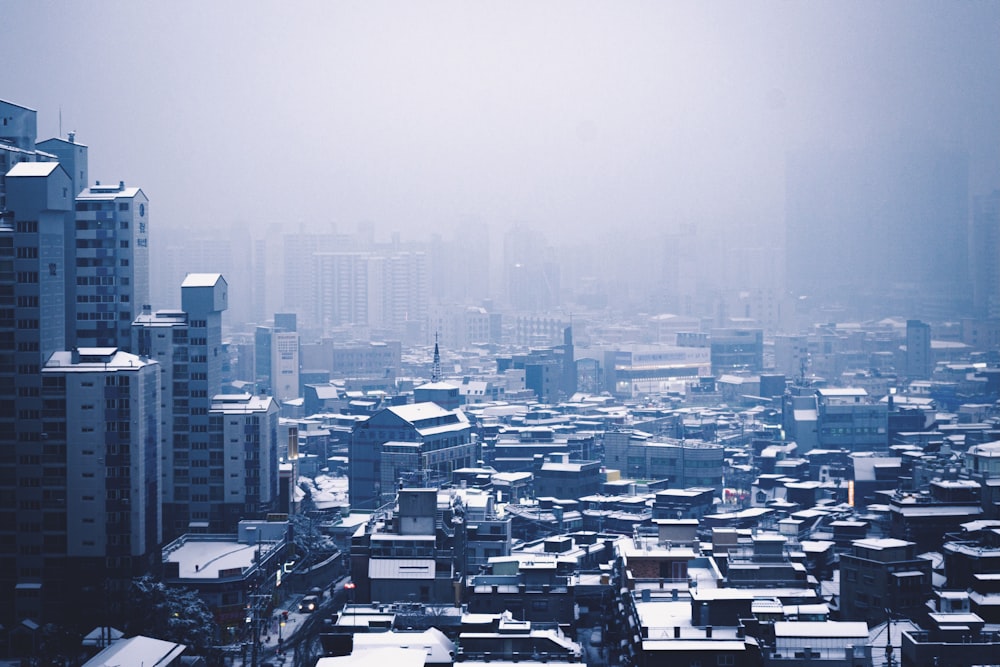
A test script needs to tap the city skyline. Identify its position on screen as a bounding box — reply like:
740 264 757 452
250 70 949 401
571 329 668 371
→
2 1 998 246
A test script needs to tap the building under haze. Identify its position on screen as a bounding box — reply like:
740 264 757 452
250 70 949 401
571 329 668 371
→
786 143 970 318
73 180 150 351
971 190 1000 319
905 319 933 380
503 226 560 313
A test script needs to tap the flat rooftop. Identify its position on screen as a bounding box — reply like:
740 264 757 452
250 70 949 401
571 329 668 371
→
163 537 281 579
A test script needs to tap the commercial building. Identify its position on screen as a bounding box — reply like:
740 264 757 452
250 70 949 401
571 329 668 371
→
300 339 401 382
784 388 889 453
604 430 725 491
710 328 764 375
349 402 475 510
885 481 983 553
602 345 710 398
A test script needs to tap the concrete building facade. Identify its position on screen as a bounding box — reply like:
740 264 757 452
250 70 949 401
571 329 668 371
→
73 181 149 351
349 403 474 510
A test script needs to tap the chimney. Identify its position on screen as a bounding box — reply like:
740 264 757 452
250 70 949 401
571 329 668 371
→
706 626 712 638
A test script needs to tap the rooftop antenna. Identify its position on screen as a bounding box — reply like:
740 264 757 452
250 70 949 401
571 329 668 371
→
59 106 62 138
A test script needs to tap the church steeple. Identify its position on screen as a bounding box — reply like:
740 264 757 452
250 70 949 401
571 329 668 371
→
431 331 441 382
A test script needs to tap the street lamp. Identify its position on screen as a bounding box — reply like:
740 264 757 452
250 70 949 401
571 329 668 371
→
344 581 357 629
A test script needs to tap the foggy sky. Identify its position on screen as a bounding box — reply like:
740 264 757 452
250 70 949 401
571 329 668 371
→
2 1 998 243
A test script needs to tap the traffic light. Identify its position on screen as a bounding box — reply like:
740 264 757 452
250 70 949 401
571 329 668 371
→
282 610 289 621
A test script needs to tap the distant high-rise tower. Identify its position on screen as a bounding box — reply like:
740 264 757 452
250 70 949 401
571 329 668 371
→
252 238 267 324
73 181 149 350
906 319 932 380
271 330 300 401
971 190 1000 319
503 226 560 312
786 143 969 318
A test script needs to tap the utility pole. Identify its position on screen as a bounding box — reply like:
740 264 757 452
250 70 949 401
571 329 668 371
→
249 593 270 667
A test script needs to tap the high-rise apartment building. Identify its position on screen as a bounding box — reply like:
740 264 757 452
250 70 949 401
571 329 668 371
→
134 274 228 540
25 348 160 625
315 251 373 329
313 249 429 340
283 231 339 329
905 319 932 380
209 393 279 528
0 161 74 626
73 181 149 350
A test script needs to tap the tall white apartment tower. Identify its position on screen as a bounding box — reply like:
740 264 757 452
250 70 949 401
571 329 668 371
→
210 393 279 526
36 348 160 624
73 181 149 350
271 330 300 402
133 307 188 539
134 274 228 540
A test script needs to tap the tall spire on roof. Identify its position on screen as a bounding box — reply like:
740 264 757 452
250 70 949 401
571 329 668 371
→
432 331 441 382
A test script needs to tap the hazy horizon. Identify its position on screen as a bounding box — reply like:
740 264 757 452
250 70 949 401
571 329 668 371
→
3 1 998 246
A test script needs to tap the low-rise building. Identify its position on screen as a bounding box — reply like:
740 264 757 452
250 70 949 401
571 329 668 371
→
838 538 932 625
160 519 290 637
